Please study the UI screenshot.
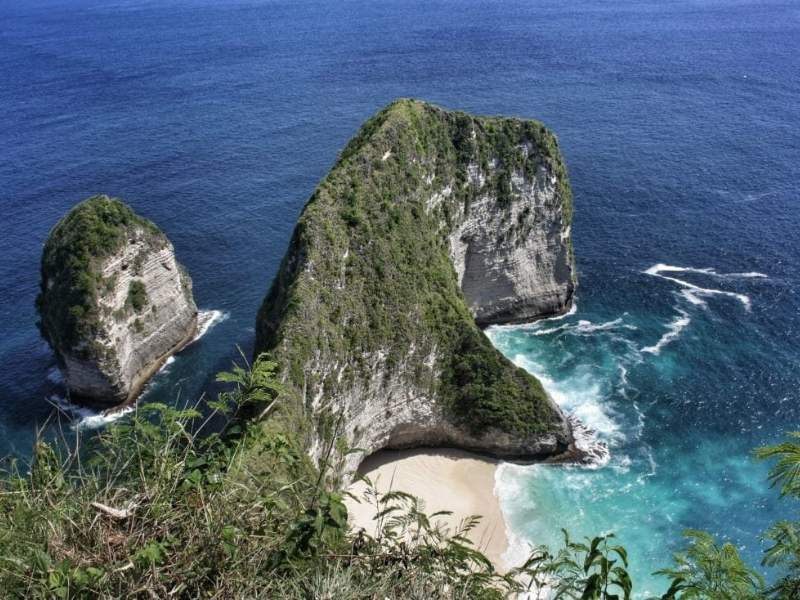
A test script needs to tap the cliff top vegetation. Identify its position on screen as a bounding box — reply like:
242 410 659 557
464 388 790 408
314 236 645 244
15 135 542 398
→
256 99 572 447
37 195 166 358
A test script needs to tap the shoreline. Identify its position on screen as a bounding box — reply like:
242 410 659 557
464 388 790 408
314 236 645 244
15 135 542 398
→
345 448 511 572
50 309 227 428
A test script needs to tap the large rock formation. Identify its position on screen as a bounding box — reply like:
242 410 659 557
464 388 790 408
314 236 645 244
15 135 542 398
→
38 195 198 407
255 99 577 476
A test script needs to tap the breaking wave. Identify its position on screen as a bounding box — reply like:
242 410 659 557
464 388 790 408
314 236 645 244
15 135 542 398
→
531 317 637 337
490 302 578 334
193 309 229 342
644 264 752 310
508 352 617 466
49 394 135 431
642 309 691 355
158 355 176 373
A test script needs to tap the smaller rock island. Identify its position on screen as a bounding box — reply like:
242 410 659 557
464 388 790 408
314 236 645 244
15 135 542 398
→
37 195 198 407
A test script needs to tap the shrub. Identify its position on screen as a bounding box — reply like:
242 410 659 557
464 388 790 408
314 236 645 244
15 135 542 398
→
127 280 147 313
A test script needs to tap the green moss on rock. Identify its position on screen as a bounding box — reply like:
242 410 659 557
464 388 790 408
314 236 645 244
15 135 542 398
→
127 280 148 313
256 99 573 448
37 195 165 358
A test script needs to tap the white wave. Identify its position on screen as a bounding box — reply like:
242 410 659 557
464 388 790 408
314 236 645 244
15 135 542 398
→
531 317 636 337
644 264 751 310
49 394 134 431
192 309 229 342
73 406 135 431
646 264 716 276
726 271 768 279
489 301 578 333
540 300 578 322
494 464 560 596
679 288 707 307
642 309 691 355
510 354 619 464
157 355 176 373
618 365 628 389
645 263 767 280
568 415 611 468
494 463 532 569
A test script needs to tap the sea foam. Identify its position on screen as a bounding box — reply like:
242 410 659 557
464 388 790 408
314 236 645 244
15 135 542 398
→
531 317 636 337
644 264 752 310
490 301 578 333
641 263 767 355
641 309 691 355
50 394 135 431
645 263 767 280
193 309 229 342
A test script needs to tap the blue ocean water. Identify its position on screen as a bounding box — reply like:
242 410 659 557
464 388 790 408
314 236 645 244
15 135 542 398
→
1 0 798 594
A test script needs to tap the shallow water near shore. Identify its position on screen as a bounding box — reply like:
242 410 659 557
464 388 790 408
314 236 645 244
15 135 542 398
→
1 0 799 595
488 261 797 594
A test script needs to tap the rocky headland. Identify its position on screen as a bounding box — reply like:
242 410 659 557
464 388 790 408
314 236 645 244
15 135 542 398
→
255 99 578 477
37 195 198 407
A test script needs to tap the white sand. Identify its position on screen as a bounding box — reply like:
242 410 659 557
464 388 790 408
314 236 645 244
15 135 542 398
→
345 448 510 571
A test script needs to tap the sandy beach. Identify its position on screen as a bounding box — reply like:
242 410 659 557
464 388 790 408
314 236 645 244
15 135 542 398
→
345 448 510 571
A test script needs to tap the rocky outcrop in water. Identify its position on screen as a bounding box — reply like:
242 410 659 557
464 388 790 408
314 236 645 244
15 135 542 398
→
38 195 197 407
255 99 577 476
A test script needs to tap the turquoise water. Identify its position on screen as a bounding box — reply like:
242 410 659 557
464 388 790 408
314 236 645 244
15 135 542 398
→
1 1 798 594
489 263 793 594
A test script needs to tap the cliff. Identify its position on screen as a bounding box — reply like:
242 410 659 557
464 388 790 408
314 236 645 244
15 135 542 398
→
37 195 198 407
255 99 576 474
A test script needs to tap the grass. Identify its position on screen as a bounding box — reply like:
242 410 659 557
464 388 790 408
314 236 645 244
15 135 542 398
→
0 355 527 599
1 352 791 599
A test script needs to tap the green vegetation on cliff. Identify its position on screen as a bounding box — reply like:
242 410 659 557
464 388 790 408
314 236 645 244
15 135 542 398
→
256 99 573 442
37 195 164 357
0 354 794 598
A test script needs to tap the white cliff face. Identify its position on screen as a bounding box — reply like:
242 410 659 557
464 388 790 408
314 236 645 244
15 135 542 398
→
310 346 569 476
322 158 575 474
271 164 576 476
448 156 574 325
256 101 578 480
43 218 198 407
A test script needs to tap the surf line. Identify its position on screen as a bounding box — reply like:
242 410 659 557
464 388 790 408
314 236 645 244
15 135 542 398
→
48 309 230 431
641 308 691 355
643 264 753 310
641 263 767 355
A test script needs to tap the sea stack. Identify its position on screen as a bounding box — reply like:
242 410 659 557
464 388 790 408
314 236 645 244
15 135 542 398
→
37 195 198 407
255 99 577 478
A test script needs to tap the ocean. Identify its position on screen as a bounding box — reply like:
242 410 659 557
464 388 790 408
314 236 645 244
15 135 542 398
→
1 0 798 594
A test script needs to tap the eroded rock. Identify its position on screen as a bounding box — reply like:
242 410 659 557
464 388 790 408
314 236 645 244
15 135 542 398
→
38 195 197 407
255 100 579 478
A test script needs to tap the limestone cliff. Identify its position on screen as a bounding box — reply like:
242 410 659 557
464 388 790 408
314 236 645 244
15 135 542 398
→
255 100 576 475
38 195 198 407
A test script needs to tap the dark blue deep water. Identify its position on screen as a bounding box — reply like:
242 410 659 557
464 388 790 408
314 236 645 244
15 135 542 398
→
1 1 798 594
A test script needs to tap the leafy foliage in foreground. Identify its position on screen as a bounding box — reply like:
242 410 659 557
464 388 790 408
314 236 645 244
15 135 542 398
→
0 354 523 599
657 531 764 600
1 354 798 598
